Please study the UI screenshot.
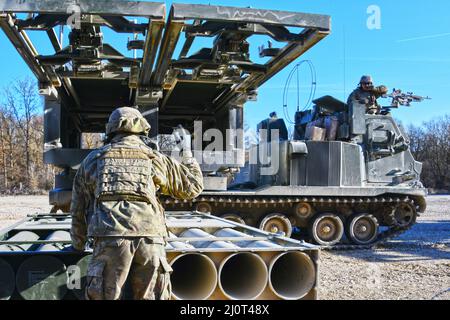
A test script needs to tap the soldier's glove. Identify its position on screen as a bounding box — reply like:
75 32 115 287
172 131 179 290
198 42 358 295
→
141 136 159 151
173 125 193 159
372 85 389 95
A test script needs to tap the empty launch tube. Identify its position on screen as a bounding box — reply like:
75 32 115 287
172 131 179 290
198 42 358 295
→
16 255 68 300
0 231 39 252
170 253 217 300
0 258 15 300
218 252 268 300
268 251 316 300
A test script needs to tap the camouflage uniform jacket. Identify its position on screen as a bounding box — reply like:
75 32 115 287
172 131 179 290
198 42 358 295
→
347 86 388 114
70 134 203 250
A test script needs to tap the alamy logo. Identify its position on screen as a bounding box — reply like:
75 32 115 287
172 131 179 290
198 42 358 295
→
67 4 82 30
365 263 382 291
367 5 382 30
166 121 280 176
67 265 81 290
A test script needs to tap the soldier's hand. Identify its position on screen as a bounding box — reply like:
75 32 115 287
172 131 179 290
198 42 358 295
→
373 85 388 95
173 125 192 154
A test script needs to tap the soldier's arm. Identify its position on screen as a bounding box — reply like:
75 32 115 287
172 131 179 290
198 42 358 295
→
372 85 388 98
70 164 88 251
153 151 204 200
347 89 363 105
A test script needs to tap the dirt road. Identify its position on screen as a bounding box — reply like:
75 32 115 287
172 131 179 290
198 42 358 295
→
0 194 448 300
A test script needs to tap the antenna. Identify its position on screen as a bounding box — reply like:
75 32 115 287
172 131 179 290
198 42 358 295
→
133 19 138 59
296 65 300 112
282 60 317 124
343 25 347 102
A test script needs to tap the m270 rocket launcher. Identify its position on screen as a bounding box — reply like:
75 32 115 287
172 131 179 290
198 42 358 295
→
0 0 330 300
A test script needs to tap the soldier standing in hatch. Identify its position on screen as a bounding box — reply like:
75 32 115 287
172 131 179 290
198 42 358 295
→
347 75 388 114
70 107 203 300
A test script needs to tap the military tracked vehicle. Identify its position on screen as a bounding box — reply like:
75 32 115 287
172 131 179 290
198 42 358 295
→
165 95 428 248
0 0 329 299
0 0 427 250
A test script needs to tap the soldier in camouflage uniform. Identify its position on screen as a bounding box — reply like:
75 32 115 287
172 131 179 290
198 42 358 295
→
347 75 388 114
70 107 204 300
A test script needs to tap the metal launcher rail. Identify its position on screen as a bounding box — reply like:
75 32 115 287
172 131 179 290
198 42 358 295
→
0 0 330 211
0 0 328 300
0 212 320 300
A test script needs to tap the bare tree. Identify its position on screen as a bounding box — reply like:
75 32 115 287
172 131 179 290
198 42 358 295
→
0 108 8 189
3 77 40 190
0 106 18 191
408 115 450 192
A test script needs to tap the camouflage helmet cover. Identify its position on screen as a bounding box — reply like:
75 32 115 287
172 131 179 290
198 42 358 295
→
106 107 151 136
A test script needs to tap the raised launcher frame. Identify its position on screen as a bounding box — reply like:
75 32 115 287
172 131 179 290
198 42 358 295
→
0 211 319 300
0 0 331 211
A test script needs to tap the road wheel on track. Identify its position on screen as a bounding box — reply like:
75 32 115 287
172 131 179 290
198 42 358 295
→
259 214 293 237
220 213 246 225
393 203 417 228
309 213 344 246
346 213 379 245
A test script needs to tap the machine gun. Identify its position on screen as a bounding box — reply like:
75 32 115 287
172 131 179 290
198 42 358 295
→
379 89 431 114
385 89 431 107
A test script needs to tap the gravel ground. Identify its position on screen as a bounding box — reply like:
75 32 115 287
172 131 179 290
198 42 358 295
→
0 196 52 230
319 195 450 300
0 194 448 300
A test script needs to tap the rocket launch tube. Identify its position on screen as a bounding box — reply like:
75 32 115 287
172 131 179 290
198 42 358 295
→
37 230 71 252
0 231 39 252
218 252 268 300
170 253 217 300
268 251 316 300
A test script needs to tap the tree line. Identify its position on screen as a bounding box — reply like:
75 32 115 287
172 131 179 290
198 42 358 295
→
0 77 54 194
0 77 449 194
407 115 450 193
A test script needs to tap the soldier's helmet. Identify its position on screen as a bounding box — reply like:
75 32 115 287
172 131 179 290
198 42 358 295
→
106 107 151 137
360 75 373 84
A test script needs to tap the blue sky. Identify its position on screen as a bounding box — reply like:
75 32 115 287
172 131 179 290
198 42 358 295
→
0 0 449 129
